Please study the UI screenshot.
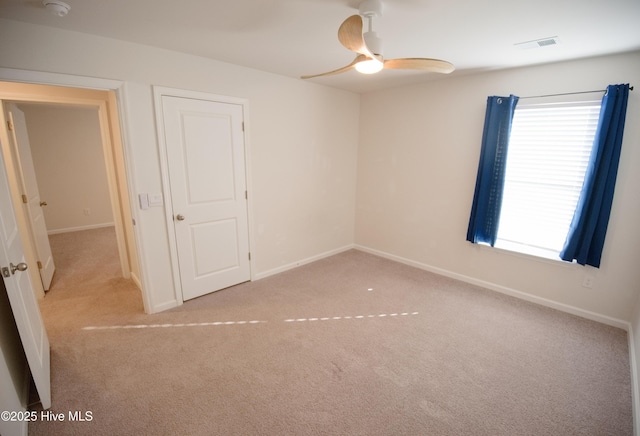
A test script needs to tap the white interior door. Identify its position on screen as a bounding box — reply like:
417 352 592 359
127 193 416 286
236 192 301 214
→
161 95 250 301
0 141 51 409
7 104 55 290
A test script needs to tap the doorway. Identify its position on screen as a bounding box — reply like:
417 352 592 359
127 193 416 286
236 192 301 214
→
14 102 118 292
0 81 141 307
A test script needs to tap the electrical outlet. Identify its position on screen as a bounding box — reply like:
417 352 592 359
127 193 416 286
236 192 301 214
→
582 275 594 288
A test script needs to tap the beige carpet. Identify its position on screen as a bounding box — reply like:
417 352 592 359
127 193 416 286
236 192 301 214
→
29 227 632 435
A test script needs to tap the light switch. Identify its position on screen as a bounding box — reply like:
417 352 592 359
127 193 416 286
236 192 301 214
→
138 193 149 210
149 193 164 207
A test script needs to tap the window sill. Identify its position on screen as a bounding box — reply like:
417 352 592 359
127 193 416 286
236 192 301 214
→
477 240 575 268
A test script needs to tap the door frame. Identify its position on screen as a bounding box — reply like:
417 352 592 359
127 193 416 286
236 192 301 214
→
153 86 254 304
0 69 149 312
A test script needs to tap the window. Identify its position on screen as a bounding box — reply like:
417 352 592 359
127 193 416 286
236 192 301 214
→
494 100 602 259
467 85 630 267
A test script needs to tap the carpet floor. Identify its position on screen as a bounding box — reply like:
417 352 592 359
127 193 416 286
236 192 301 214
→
29 227 632 435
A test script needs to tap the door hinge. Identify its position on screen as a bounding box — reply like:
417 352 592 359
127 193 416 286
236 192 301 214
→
248 252 251 261
245 190 248 200
6 120 13 131
37 261 43 269
21 194 27 204
242 122 245 132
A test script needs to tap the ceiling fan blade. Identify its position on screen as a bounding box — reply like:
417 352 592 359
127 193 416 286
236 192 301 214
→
338 15 370 56
301 55 368 79
384 58 455 74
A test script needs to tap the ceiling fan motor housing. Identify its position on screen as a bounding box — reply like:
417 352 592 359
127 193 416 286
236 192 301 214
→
363 31 383 57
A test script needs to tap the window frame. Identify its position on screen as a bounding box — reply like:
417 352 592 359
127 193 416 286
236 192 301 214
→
492 96 603 261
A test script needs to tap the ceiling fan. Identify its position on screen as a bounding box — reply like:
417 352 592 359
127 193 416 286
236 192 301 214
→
301 0 455 79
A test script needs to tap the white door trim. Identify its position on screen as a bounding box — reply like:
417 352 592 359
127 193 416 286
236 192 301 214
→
153 86 254 305
0 68 123 91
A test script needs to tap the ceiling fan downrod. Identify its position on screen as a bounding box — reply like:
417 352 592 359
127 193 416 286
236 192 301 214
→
358 0 383 59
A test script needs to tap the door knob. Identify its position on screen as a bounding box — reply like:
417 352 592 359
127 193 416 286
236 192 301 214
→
40 201 48 207
10 262 28 274
176 214 185 221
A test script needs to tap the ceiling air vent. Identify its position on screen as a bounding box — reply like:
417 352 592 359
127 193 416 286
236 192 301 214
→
515 36 560 50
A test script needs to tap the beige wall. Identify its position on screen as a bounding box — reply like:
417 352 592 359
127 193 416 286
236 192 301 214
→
19 104 113 233
356 51 640 324
0 19 637 323
0 18 360 312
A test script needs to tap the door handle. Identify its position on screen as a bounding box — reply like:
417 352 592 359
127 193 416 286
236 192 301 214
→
10 262 28 274
40 201 48 207
176 214 185 221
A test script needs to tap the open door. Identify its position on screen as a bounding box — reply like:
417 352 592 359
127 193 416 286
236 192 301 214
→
6 104 55 290
0 139 51 409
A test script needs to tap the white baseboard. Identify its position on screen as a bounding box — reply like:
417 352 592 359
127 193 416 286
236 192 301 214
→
47 222 115 235
130 272 142 291
354 244 629 331
253 244 355 281
149 299 180 314
628 324 640 436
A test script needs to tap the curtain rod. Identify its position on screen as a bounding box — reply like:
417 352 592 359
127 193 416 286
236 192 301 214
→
520 86 634 100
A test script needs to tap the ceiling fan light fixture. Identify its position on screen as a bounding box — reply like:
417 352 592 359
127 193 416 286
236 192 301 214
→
355 58 384 74
42 0 70 17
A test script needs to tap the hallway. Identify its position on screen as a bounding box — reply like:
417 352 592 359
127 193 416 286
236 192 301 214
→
38 226 143 343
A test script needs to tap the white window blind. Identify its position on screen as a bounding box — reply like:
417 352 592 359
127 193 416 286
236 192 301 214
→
495 100 602 259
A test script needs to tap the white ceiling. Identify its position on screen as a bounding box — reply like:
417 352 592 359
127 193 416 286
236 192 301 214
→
1 0 639 93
